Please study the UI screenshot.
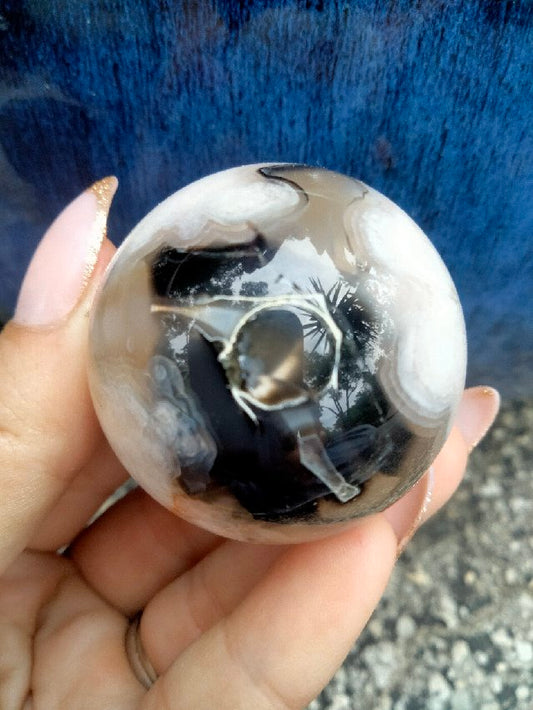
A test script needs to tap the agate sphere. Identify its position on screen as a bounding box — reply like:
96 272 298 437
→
88 164 467 543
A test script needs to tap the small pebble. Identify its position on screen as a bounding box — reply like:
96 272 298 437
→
515 639 533 664
463 569 477 585
516 685 530 701
396 614 416 639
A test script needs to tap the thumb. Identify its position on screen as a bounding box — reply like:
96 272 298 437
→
0 178 117 572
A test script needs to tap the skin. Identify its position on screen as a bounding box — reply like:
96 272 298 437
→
0 238 469 710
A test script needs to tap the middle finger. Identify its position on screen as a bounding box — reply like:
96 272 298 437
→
69 488 221 615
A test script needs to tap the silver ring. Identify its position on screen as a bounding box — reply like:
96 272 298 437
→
125 611 158 689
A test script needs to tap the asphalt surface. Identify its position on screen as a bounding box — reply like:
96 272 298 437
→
310 398 533 710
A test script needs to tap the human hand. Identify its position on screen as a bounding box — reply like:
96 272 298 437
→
0 180 499 709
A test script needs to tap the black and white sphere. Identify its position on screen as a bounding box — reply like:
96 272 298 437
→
88 164 467 543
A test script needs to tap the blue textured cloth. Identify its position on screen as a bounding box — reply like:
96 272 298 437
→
0 0 531 394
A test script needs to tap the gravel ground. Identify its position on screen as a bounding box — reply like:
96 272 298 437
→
310 398 533 710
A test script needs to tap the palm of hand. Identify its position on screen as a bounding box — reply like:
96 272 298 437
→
0 471 405 710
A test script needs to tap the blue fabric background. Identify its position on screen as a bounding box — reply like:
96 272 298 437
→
0 0 531 394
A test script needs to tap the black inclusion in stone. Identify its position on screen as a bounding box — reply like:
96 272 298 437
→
258 165 309 205
325 422 401 487
378 423 413 475
150 236 275 298
186 331 329 521
325 425 378 475
323 391 413 485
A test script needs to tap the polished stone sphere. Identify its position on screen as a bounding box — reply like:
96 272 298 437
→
88 164 466 543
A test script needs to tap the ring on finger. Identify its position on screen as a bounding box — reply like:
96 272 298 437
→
125 611 158 689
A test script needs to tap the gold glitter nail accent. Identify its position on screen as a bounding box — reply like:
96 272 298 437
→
467 386 501 453
83 176 118 287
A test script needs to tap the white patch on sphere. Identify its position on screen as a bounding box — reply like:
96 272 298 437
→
349 190 466 423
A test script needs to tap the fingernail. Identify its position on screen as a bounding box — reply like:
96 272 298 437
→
383 467 435 552
14 177 118 326
455 386 501 452
396 467 435 554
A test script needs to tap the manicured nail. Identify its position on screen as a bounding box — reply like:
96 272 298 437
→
383 467 435 551
396 467 435 554
455 386 501 452
14 177 118 327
